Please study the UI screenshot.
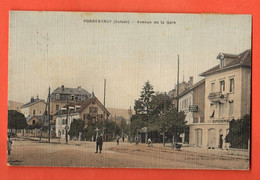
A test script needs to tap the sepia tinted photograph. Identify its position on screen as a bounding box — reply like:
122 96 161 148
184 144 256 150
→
7 11 251 170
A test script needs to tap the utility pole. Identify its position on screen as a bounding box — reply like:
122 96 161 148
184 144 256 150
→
48 87 51 143
177 55 180 112
173 55 180 145
66 100 69 144
104 79 106 108
103 78 106 141
163 92 167 147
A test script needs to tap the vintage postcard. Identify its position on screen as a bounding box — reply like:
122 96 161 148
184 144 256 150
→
7 11 251 169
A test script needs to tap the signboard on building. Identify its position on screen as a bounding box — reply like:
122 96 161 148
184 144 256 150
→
189 105 198 112
212 119 230 123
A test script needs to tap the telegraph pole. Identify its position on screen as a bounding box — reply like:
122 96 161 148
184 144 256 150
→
104 79 106 108
177 55 180 112
48 87 51 143
103 78 106 141
66 100 69 144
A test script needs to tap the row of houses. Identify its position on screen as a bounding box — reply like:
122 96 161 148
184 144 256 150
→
171 49 251 149
9 85 111 139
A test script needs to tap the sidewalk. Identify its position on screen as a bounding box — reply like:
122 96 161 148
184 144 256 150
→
159 143 249 160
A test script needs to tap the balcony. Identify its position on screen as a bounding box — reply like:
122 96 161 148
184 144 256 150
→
208 92 228 103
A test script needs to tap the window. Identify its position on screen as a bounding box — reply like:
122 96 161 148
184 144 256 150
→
229 78 234 92
220 59 224 68
56 105 59 111
219 103 225 117
89 107 98 114
211 83 215 92
220 80 225 92
229 101 234 116
33 110 36 115
56 94 60 100
32 120 35 124
62 129 64 135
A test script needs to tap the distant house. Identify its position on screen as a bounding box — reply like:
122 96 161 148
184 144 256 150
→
26 115 45 127
8 100 23 112
50 85 91 115
54 96 110 139
20 96 46 118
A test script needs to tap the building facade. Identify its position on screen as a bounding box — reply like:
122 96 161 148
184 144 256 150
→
54 96 110 139
178 79 205 145
168 76 193 108
196 49 251 149
50 85 91 115
20 96 46 118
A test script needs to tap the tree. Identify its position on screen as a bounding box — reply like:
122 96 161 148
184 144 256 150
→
225 114 250 149
8 110 27 134
68 119 85 140
131 81 155 143
104 119 121 137
156 108 186 144
130 114 146 136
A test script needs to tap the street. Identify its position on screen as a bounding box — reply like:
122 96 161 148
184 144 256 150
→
7 137 249 170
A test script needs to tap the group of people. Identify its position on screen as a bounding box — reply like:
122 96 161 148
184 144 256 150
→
116 135 125 145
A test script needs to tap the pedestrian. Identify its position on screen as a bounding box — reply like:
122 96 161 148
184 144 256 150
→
148 138 152 147
122 135 125 142
135 136 139 145
95 135 103 153
116 136 120 145
7 135 13 155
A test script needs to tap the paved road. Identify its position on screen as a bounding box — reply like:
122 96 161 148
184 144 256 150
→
7 137 249 169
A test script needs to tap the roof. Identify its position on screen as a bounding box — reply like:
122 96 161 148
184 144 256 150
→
178 79 205 98
51 86 91 96
26 115 46 123
200 49 251 76
54 97 110 116
21 99 46 108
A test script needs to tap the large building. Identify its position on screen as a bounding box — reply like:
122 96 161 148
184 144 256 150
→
178 79 205 144
20 96 46 118
54 96 110 139
50 85 91 115
196 49 251 149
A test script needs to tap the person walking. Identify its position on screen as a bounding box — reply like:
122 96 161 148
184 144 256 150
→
7 135 13 155
135 136 139 145
122 135 125 142
116 136 120 145
95 135 103 153
148 138 153 147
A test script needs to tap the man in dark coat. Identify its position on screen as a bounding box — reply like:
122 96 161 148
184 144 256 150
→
95 135 103 153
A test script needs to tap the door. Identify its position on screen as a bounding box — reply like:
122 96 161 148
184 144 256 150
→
195 129 202 147
208 128 216 148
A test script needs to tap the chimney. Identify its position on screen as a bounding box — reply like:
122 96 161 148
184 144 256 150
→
188 76 193 85
61 85 65 91
30 96 34 103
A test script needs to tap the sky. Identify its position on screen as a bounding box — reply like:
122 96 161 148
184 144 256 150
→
8 11 252 109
